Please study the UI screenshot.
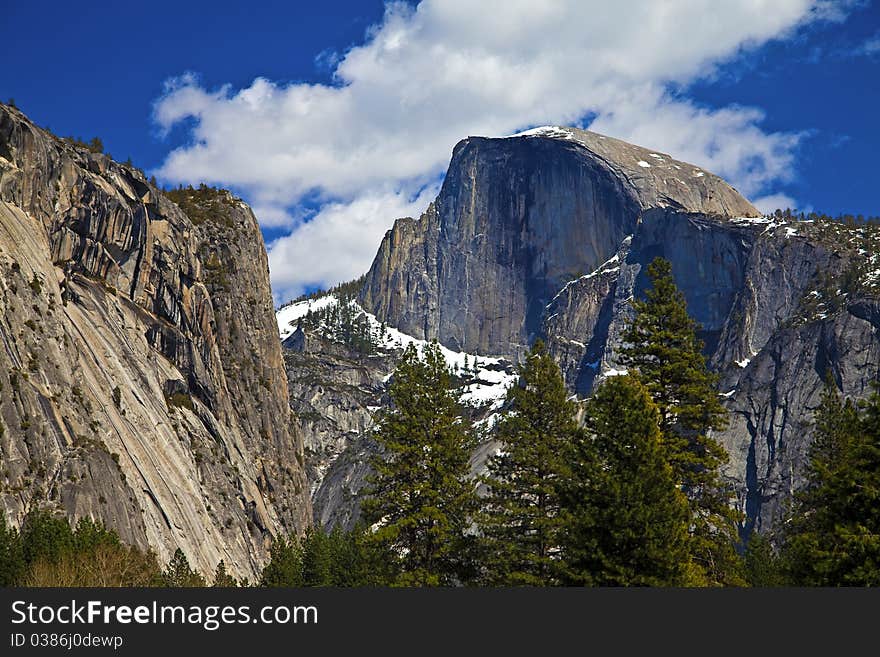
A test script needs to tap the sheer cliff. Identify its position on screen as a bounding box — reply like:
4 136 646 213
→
347 126 880 535
359 126 759 358
0 104 310 578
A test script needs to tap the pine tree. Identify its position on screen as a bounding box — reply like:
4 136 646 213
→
162 548 205 587
259 536 303 587
743 532 785 587
620 257 742 585
211 560 238 587
362 342 478 586
478 339 577 585
560 375 691 586
19 510 75 567
842 388 880 584
301 527 333 586
782 380 880 585
73 517 120 553
326 524 394 586
0 512 25 586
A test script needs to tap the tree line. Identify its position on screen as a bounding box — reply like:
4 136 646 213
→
3 257 877 586
335 256 879 586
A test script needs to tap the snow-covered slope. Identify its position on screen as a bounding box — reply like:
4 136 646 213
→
277 295 518 409
277 293 520 529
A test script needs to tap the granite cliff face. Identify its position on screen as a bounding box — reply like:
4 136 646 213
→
347 126 880 535
0 104 310 578
283 327 392 531
359 127 758 358
3 95 872 562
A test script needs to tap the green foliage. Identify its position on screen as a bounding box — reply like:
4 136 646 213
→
162 548 206 587
112 386 122 409
201 251 231 292
478 339 577 585
164 184 235 227
743 532 786 587
621 257 743 585
769 207 880 226
259 525 391 587
297 298 381 355
781 379 880 585
301 527 333 586
560 375 692 586
362 342 478 586
1 511 162 586
73 517 120 553
259 536 303 587
282 275 367 306
20 509 76 567
211 560 239 587
325 524 392 586
165 391 195 411
62 136 104 154
0 513 25 586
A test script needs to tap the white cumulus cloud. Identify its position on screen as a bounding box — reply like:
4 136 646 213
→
752 193 801 214
152 0 852 301
266 185 439 303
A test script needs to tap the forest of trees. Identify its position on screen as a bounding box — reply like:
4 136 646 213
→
296 296 382 355
62 135 104 154
3 257 878 587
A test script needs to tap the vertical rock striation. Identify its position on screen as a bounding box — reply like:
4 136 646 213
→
0 104 310 578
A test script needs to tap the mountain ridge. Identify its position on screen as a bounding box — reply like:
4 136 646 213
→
0 103 310 578
3 99 878 571
308 126 880 535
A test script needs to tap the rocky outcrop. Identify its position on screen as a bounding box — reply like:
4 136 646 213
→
279 296 517 531
354 126 879 535
283 327 392 530
359 126 758 359
0 104 310 578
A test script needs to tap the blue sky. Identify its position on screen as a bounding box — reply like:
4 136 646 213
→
2 1 878 301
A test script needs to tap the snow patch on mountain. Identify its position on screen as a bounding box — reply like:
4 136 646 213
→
276 296 338 340
277 295 518 409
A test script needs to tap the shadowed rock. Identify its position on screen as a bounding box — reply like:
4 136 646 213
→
0 104 310 578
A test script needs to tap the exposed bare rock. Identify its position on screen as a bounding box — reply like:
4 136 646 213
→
281 302 515 531
359 127 759 360
283 327 391 512
0 104 310 578
348 127 879 536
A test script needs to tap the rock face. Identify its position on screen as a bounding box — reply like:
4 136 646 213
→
354 125 880 535
0 104 310 578
283 328 392 530
359 127 758 358
278 294 517 531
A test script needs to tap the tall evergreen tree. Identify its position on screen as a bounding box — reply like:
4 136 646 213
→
362 342 478 586
0 513 25 586
73 517 120 553
560 375 692 586
162 548 205 587
326 524 394 586
259 536 303 587
782 380 880 585
301 527 333 586
478 339 578 585
743 532 786 587
19 510 75 567
620 257 742 585
211 560 238 587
